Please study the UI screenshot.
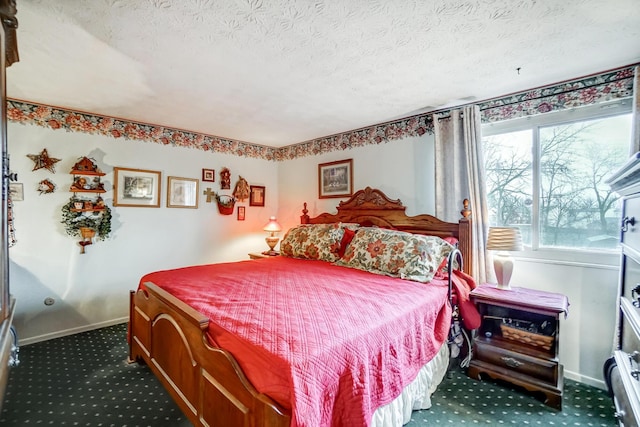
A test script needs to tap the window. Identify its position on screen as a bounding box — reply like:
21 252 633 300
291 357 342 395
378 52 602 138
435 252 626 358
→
482 101 632 252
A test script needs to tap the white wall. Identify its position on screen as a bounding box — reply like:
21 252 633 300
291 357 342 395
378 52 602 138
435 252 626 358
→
277 134 436 230
278 134 619 389
8 122 278 343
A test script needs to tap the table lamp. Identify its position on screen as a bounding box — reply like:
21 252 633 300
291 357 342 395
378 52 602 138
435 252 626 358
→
486 226 523 290
263 216 282 256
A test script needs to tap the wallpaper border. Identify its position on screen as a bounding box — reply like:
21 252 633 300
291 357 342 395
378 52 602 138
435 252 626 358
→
478 66 635 122
7 65 635 162
7 101 279 161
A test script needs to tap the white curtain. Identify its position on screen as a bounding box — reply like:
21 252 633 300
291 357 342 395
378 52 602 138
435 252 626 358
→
434 105 489 283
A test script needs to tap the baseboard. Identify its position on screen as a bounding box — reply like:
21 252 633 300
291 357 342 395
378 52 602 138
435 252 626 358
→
564 368 606 390
18 317 128 346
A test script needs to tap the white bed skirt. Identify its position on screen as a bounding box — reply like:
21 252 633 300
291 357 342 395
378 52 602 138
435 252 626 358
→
370 343 450 427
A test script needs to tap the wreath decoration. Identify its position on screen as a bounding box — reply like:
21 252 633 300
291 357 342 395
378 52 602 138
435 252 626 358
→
61 197 112 240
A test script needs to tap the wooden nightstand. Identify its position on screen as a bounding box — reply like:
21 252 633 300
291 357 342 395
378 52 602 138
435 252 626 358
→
248 252 279 260
467 284 569 409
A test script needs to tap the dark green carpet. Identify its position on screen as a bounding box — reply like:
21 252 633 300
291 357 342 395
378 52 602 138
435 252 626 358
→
0 323 617 426
412 368 617 425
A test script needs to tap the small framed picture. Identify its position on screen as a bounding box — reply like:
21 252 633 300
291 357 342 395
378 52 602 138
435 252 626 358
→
237 205 245 221
113 167 161 207
167 176 199 209
249 185 265 207
318 159 353 199
202 168 215 182
9 183 23 201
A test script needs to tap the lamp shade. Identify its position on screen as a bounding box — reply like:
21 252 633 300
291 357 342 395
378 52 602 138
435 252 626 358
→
486 226 522 290
486 227 523 252
263 216 282 233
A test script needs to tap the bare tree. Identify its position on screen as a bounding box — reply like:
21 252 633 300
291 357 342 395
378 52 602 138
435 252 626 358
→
580 139 626 232
484 136 530 226
484 119 626 248
539 125 588 237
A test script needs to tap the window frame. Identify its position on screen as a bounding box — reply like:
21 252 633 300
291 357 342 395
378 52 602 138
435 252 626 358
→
481 99 633 266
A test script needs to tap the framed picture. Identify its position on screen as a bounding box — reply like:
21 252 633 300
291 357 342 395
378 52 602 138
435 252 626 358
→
237 205 245 221
249 185 265 207
9 183 23 201
167 176 199 208
318 159 353 199
202 168 215 182
113 167 161 207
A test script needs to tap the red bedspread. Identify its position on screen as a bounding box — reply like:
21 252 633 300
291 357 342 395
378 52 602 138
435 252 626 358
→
140 256 455 427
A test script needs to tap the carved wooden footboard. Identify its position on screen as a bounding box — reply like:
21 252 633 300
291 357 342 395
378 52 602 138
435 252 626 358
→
128 282 291 427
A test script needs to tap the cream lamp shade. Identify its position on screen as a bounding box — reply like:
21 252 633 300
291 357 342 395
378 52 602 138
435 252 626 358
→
262 216 282 256
486 226 523 290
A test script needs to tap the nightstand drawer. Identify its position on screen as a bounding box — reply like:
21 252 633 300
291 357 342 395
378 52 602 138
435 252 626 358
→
475 339 558 383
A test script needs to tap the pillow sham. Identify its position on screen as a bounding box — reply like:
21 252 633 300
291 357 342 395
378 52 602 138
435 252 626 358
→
280 223 347 262
335 227 455 283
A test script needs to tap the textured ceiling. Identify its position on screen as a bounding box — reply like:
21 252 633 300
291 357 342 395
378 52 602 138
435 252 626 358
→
6 0 640 147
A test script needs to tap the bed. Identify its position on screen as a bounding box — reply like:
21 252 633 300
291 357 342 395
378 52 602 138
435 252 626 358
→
128 187 474 427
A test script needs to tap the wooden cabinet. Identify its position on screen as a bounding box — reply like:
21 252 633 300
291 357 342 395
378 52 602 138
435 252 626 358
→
467 284 569 410
603 152 640 426
0 0 19 412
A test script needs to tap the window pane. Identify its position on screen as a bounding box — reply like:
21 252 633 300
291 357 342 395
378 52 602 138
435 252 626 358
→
539 115 630 249
483 112 632 252
483 130 533 246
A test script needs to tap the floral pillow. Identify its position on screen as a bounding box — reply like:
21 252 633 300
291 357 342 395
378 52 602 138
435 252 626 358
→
280 223 346 262
335 227 455 283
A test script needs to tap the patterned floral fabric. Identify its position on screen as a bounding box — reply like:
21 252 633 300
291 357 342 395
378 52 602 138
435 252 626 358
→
478 67 634 123
336 227 455 283
280 223 346 262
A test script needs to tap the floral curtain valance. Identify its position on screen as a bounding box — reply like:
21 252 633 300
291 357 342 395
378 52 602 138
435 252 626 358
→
478 67 635 123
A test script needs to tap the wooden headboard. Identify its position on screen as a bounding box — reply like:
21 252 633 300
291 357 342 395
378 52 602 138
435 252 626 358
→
301 187 473 276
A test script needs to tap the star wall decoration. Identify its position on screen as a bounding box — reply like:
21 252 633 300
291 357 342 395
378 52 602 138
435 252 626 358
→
27 148 61 173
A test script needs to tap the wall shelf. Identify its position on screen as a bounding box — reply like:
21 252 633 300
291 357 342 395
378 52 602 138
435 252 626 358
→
70 208 105 213
69 188 106 194
69 169 105 176
64 157 111 253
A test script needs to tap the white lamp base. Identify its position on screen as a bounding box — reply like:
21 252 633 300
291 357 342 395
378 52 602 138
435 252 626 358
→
493 252 515 290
